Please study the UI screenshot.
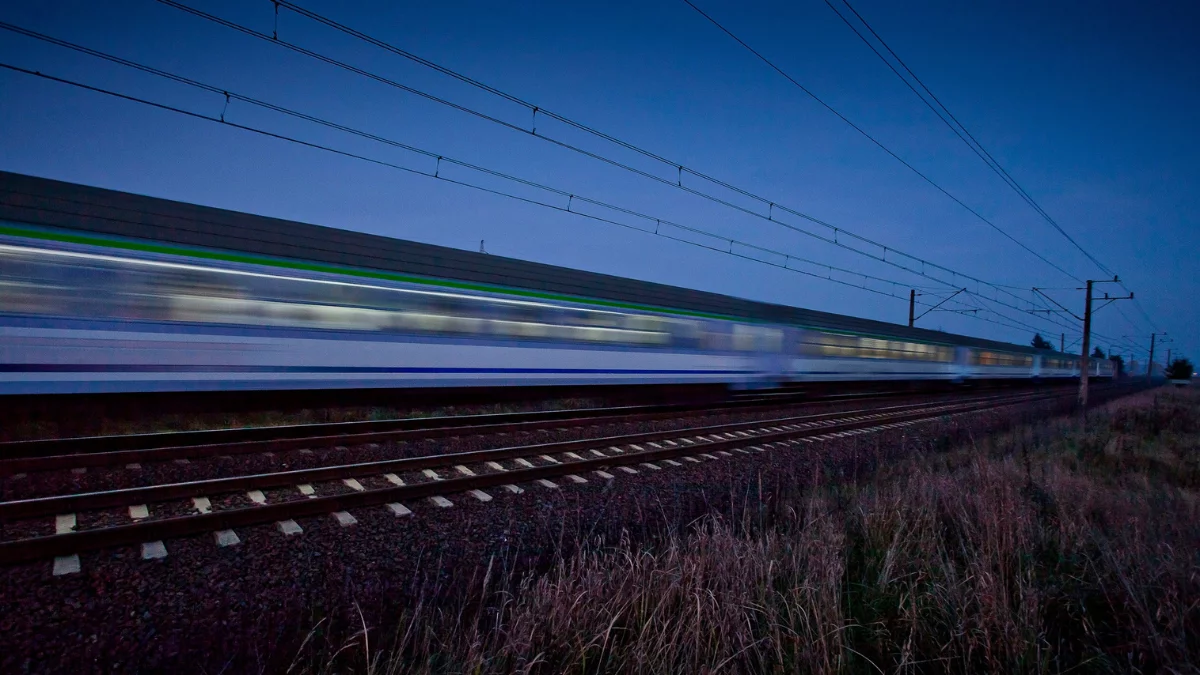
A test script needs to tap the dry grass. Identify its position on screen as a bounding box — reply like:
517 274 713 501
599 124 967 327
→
297 389 1200 674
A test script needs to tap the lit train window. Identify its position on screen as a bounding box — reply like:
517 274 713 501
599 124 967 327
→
798 332 952 362
973 351 1034 367
731 325 783 351
0 243 692 348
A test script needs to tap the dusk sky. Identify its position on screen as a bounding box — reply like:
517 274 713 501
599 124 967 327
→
1 0 1195 364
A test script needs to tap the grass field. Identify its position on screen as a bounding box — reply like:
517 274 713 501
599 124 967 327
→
295 388 1199 674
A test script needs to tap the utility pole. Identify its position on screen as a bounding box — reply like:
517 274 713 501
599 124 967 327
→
1061 333 1065 352
1079 280 1093 408
1147 333 1156 383
1062 278 1133 412
908 289 915 328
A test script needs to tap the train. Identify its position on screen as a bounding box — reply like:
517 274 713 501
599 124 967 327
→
0 171 1112 397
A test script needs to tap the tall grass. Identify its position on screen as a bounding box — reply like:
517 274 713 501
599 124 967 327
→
299 390 1200 674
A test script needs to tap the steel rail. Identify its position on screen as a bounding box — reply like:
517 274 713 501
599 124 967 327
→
0 388 1048 483
0 392 1036 519
3 388 917 458
0 389 1077 565
0 389 935 473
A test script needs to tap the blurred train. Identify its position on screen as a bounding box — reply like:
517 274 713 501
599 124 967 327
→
0 172 1112 396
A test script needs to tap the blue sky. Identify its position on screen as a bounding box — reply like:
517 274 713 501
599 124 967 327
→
1 0 1195 365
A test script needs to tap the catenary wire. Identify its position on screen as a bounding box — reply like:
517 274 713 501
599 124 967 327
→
0 20 1124 347
825 0 1160 348
153 0 1066 320
154 0 1161 347
824 0 1118 279
0 61 936 306
0 57 1084 344
680 0 1083 283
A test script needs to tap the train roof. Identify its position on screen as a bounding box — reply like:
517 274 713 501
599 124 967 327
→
0 170 1082 358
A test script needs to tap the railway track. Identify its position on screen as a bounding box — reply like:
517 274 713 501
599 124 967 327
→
0 387 968 474
0 386 1095 573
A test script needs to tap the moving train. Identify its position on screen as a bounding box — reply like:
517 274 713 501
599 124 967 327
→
0 172 1112 396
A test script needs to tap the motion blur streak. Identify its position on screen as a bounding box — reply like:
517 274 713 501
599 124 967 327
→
0 228 1111 396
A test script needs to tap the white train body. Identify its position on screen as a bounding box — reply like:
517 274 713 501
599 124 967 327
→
0 228 1108 396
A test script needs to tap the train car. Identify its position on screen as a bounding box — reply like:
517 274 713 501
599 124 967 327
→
0 171 1095 397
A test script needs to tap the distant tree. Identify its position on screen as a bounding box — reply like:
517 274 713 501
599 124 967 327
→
1109 354 1125 377
1092 347 1105 359
1166 358 1194 380
1031 333 1053 350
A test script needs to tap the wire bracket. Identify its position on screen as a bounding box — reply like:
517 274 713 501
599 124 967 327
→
219 91 230 122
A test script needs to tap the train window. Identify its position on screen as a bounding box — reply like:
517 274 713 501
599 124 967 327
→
731 325 782 351
798 332 952 362
973 351 1034 367
701 325 733 351
799 332 856 357
732 325 755 351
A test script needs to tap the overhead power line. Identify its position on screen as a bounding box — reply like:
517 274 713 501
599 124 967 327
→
0 40 1065 343
0 50 937 307
823 0 1160 344
822 0 1117 279
169 0 1128 346
679 0 1083 283
0 17 1124 347
153 0 1070 325
824 0 1161 343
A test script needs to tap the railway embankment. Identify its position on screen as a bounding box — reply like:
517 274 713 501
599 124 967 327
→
2 385 1186 673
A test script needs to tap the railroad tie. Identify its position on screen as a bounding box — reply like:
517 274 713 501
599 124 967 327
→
52 555 81 576
55 514 76 534
277 520 303 536
141 541 167 560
